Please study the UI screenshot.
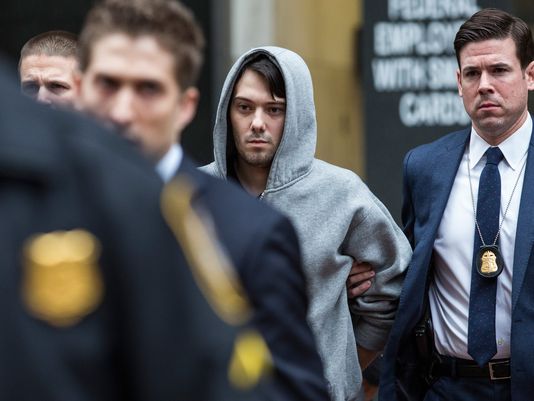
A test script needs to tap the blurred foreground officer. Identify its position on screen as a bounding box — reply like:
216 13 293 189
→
75 0 329 399
19 30 79 107
0 64 254 401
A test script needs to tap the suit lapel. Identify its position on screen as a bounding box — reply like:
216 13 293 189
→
426 130 470 246
402 130 469 327
512 126 534 310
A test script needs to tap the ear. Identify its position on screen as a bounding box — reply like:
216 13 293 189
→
174 87 200 140
525 60 534 91
456 68 463 97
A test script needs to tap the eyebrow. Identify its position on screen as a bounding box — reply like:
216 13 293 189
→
232 96 286 104
490 62 511 69
462 61 511 71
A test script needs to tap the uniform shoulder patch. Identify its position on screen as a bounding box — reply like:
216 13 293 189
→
161 176 274 389
228 329 273 390
22 229 104 327
161 175 252 325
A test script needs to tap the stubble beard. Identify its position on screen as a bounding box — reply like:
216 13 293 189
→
473 107 526 143
237 147 275 168
234 131 276 168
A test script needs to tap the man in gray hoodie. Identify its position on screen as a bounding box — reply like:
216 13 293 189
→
202 47 412 400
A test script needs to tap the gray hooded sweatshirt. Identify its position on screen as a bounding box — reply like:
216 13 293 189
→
201 46 412 401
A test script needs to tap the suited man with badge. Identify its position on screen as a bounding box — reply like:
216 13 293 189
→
380 8 534 401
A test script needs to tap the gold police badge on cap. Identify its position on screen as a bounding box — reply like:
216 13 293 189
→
22 229 103 327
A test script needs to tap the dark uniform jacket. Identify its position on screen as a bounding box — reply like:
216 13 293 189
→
0 66 249 401
178 157 330 401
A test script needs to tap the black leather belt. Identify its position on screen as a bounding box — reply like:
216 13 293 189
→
432 355 511 381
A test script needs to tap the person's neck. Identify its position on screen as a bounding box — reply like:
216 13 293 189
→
234 160 270 197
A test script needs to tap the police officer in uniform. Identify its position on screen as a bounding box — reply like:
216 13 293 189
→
0 63 262 401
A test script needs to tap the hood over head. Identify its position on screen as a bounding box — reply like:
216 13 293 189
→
212 46 317 190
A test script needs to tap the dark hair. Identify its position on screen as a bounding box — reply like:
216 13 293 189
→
454 8 534 69
234 53 286 100
19 30 77 70
78 0 205 90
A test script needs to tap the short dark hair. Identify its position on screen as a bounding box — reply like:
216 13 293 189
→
19 30 77 70
454 8 534 69
78 0 205 90
234 54 286 100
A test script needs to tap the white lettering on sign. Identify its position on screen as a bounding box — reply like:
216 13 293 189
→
372 57 457 91
374 21 462 56
373 58 427 91
427 57 458 90
388 0 478 21
369 0 482 126
399 92 470 126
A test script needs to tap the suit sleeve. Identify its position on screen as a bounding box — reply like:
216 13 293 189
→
240 215 330 401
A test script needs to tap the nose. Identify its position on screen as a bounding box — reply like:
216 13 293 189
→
251 109 266 133
36 87 54 105
478 71 494 95
109 89 135 127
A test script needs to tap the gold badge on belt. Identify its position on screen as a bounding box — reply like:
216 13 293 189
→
22 229 103 327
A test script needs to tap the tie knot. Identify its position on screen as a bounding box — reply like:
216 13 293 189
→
485 147 504 165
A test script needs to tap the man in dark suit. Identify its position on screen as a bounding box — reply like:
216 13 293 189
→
380 8 534 401
0 61 255 401
74 0 329 399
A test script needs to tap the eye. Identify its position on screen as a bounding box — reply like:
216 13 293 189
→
493 66 508 74
268 105 285 116
21 81 39 96
136 81 163 97
48 82 70 94
234 101 252 113
464 70 480 79
95 75 119 93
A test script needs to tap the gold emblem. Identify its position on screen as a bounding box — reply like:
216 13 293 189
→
22 230 103 327
161 175 272 390
228 330 273 390
480 250 498 274
161 176 251 326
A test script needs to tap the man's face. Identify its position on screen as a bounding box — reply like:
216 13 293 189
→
78 33 197 162
230 69 286 169
457 36 534 144
20 54 78 107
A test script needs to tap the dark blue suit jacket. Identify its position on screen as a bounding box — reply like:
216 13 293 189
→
178 156 329 401
380 126 534 401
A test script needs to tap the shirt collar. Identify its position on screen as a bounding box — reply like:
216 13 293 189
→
469 113 532 171
155 143 183 182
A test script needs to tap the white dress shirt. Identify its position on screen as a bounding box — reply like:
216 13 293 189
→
155 144 183 183
431 114 532 360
